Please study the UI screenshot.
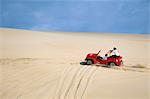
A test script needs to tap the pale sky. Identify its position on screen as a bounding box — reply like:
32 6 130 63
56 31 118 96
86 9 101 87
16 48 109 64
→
1 0 149 34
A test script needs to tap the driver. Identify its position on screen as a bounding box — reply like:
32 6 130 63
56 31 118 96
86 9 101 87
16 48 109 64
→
110 47 120 58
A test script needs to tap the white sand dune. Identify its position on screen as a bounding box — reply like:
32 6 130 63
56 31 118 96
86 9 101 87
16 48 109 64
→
0 28 150 99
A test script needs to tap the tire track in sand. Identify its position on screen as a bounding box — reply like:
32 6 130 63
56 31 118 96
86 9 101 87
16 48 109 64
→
65 66 91 99
73 66 92 99
53 65 74 99
61 66 85 99
80 67 98 99
53 65 97 99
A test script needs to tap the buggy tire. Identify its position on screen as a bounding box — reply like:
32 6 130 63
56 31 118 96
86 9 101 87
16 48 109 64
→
86 60 93 65
108 62 116 68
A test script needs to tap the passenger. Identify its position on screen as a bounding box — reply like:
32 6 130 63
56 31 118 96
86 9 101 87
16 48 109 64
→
103 54 108 60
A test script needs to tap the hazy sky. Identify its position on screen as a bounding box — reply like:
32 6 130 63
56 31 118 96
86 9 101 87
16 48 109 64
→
1 0 149 34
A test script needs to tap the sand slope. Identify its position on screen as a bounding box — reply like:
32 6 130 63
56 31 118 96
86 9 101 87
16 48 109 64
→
0 28 150 99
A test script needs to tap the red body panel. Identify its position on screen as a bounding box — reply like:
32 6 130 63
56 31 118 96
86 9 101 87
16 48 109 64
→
85 53 123 66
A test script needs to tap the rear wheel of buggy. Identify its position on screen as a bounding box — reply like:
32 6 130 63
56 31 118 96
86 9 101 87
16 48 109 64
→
108 62 116 68
86 60 93 65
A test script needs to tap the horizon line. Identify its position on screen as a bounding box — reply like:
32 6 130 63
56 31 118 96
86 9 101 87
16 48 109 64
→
0 27 149 35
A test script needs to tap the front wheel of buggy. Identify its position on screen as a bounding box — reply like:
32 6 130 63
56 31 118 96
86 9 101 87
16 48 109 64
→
108 62 116 68
86 60 93 65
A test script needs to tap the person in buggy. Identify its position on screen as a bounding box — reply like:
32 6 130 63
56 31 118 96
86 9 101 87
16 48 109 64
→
102 54 108 60
97 50 108 60
109 47 120 58
98 47 120 60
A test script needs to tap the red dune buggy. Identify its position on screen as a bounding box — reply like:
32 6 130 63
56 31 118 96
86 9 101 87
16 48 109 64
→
83 51 123 67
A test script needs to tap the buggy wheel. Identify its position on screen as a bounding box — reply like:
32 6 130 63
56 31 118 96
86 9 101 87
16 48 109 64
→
108 62 116 68
86 60 93 65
